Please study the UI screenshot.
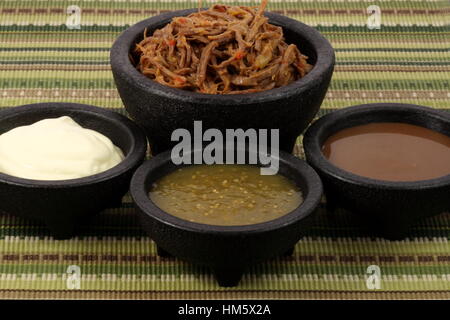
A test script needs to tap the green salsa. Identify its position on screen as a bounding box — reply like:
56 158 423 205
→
149 164 303 226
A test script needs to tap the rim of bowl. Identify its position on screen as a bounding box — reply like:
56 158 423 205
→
130 149 323 235
0 102 147 187
110 8 335 105
303 103 450 190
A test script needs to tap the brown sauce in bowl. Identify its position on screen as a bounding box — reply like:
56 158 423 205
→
322 122 450 182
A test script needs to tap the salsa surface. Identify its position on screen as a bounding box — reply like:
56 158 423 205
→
149 164 303 226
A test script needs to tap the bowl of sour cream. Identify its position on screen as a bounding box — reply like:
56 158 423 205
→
0 102 147 239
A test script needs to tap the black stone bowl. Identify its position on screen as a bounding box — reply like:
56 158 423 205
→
0 103 147 239
130 149 323 287
303 103 450 239
110 9 335 155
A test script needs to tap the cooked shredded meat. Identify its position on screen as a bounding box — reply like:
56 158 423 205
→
134 0 313 94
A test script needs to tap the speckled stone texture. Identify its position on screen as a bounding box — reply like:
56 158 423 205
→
303 103 450 239
0 103 147 239
130 149 323 286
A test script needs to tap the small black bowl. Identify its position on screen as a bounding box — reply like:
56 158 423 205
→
130 149 322 287
0 103 147 239
303 103 450 239
110 8 335 155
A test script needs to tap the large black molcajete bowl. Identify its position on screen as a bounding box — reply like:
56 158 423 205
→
0 103 147 239
130 149 323 287
111 9 335 155
303 103 450 239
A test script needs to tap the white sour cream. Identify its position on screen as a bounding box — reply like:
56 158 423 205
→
0 116 125 180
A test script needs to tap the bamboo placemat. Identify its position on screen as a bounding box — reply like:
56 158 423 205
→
0 0 448 299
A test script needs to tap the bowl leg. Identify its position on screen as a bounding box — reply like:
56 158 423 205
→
213 267 244 287
378 220 411 240
105 197 124 209
282 246 295 257
156 245 172 258
356 212 412 240
46 219 77 240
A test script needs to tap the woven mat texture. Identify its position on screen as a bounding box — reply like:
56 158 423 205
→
0 0 449 299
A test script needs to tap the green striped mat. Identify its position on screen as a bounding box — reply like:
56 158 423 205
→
0 0 449 299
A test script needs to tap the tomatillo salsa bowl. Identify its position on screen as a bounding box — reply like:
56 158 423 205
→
110 8 335 155
303 103 450 239
130 148 323 287
0 103 147 239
